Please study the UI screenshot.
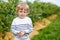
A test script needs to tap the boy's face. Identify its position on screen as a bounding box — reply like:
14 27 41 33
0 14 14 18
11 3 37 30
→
17 7 29 19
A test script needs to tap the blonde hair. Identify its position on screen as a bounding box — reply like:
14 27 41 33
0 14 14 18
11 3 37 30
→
16 2 29 13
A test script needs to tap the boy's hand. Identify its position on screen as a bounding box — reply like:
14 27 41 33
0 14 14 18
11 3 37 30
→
17 31 26 37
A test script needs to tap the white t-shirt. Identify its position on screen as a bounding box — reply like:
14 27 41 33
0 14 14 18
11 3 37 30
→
12 16 32 25
11 16 33 35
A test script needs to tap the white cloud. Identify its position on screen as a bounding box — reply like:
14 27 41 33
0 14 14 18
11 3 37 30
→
40 0 60 6
3 0 8 2
21 0 60 6
3 0 60 6
21 0 34 3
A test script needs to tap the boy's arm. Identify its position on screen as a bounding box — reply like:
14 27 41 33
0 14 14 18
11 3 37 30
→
24 18 33 34
10 20 20 35
24 24 33 34
11 25 20 35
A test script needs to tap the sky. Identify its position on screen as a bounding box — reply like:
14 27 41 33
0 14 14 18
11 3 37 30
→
21 0 60 6
39 0 60 6
3 0 60 6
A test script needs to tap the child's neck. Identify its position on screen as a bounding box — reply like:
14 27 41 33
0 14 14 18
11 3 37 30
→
19 16 26 19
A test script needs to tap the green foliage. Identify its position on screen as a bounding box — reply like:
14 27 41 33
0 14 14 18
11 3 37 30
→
28 1 59 22
0 0 60 36
0 0 19 34
32 14 60 40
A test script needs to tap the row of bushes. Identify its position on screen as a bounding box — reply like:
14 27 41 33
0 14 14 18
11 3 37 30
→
0 0 19 35
0 0 60 37
28 1 60 22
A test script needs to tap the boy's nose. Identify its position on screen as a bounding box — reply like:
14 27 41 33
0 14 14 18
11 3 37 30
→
22 9 25 12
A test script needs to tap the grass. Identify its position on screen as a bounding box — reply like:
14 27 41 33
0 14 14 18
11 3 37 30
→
32 14 60 40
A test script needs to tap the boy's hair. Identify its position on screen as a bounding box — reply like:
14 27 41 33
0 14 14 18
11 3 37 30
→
16 2 29 13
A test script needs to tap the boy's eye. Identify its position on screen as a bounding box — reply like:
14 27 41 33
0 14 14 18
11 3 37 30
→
24 9 29 11
20 8 23 10
19 8 29 13
24 9 29 12
24 11 28 13
19 11 28 13
19 10 22 12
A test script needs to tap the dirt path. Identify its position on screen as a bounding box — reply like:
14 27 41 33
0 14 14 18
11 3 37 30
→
29 14 57 39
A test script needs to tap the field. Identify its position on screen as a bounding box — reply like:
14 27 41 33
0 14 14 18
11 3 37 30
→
32 13 60 40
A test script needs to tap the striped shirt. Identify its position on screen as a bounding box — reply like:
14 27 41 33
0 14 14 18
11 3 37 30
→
10 16 33 39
